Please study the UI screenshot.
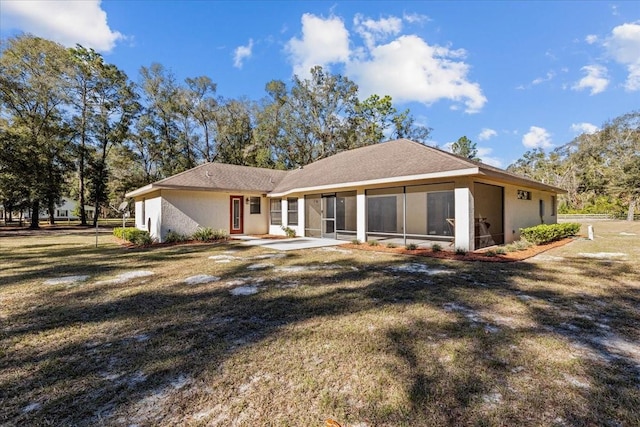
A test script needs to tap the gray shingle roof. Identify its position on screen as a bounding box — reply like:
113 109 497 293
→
127 163 289 196
271 139 477 194
127 139 564 198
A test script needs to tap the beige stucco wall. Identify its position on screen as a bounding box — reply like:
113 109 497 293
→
160 190 269 241
502 183 557 242
133 190 268 242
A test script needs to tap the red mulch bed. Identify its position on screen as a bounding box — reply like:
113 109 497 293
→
341 237 576 262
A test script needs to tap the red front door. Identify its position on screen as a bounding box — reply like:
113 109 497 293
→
230 195 244 234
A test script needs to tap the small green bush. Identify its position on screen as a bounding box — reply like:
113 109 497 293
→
431 243 442 252
113 227 152 246
368 240 379 246
519 223 581 245
212 229 229 240
165 230 189 243
405 243 418 250
386 242 397 248
192 227 215 241
484 250 497 257
455 247 467 255
494 247 507 255
513 239 533 251
351 239 361 245
192 227 228 242
281 226 296 238
129 229 152 246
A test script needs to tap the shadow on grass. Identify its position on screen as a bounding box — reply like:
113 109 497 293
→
1 239 639 425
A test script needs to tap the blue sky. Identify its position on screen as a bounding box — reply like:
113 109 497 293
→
2 1 639 167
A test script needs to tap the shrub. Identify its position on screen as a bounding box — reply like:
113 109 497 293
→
368 240 379 246
484 250 497 257
212 229 229 241
129 229 152 246
281 226 296 238
494 247 507 255
113 227 152 246
512 239 532 251
192 227 228 242
455 247 467 255
165 230 189 243
519 223 580 245
405 243 418 250
192 227 215 241
351 239 361 245
431 243 442 252
386 242 397 248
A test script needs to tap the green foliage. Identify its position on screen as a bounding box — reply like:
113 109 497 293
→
164 230 189 243
484 250 497 257
509 111 640 219
455 247 467 255
113 227 152 246
191 227 228 242
450 136 479 161
281 226 297 238
519 223 581 245
351 239 361 245
505 239 533 252
431 243 442 252
368 240 379 246
405 243 418 250
494 247 507 255
386 242 397 248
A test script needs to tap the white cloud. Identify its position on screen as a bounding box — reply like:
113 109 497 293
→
604 22 640 91
286 13 487 113
570 122 599 135
233 39 254 69
403 12 431 24
477 147 503 168
572 65 609 95
532 71 555 85
347 35 487 113
354 14 402 49
285 14 350 77
478 128 497 141
585 34 598 44
0 0 124 52
522 126 553 149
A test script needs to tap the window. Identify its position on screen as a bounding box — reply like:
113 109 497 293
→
287 198 298 225
56 210 68 217
517 190 531 200
539 199 545 218
270 199 282 225
250 196 261 214
551 196 557 216
140 199 145 226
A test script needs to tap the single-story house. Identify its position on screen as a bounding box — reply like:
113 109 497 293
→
1 197 95 222
125 139 565 251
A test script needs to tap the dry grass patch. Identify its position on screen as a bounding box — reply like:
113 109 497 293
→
1 221 639 425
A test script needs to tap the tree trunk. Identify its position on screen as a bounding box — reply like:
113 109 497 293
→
30 200 40 229
48 200 55 225
79 146 87 225
627 198 637 222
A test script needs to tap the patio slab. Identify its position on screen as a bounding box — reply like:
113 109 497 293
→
235 237 347 251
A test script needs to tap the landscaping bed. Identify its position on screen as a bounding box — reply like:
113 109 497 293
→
342 237 577 262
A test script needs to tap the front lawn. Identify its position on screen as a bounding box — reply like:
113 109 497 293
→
1 221 639 426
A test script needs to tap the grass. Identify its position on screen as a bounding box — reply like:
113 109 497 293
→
1 221 639 426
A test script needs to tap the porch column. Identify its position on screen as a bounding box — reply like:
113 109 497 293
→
281 198 288 227
356 189 366 242
298 196 305 237
454 186 475 251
